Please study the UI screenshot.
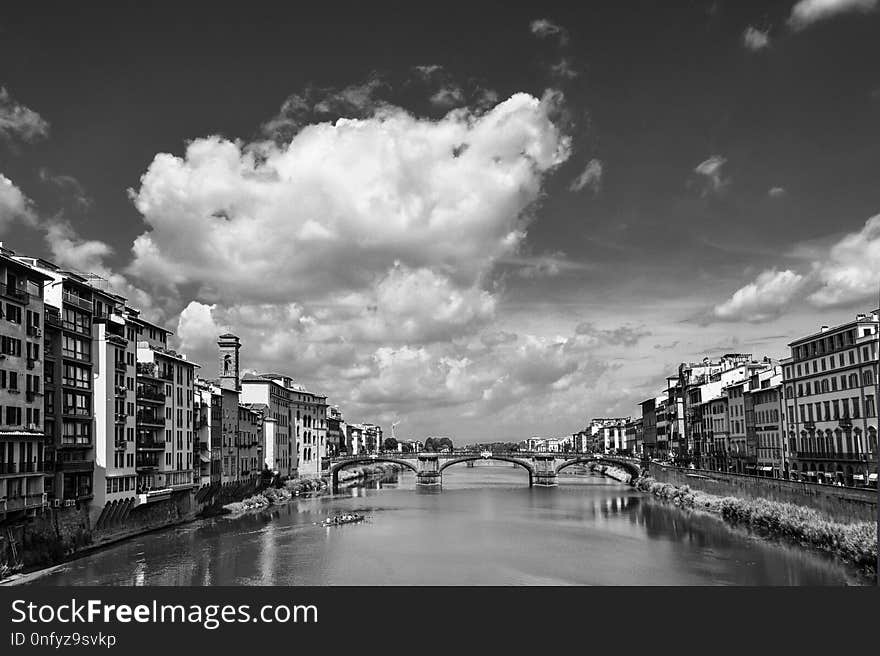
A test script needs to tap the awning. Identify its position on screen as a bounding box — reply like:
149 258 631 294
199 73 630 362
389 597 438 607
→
758 466 773 471
199 453 211 463
803 471 817 476
853 474 865 480
869 474 878 481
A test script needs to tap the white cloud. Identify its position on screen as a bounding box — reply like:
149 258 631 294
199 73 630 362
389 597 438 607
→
569 158 603 193
788 0 878 30
429 85 465 109
768 186 786 197
44 221 160 320
0 87 49 141
0 174 39 233
713 269 807 322
808 214 880 307
529 18 569 45
693 155 730 195
551 58 579 79
128 91 571 305
743 26 771 50
713 213 880 321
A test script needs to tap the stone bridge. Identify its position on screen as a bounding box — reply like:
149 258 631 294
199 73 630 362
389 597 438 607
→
326 452 643 490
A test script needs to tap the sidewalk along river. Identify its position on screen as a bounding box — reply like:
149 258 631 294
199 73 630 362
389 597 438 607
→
20 464 870 585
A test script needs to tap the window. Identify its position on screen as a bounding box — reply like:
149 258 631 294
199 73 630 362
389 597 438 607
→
4 303 22 323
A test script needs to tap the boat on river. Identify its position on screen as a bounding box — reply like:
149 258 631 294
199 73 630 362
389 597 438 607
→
320 513 365 527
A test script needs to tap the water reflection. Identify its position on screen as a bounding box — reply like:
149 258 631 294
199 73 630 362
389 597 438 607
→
27 467 864 586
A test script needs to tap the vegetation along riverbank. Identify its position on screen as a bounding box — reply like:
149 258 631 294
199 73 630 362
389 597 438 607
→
223 463 401 513
634 476 877 580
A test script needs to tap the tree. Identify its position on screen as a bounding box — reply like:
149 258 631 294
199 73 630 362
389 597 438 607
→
383 437 398 452
423 437 436 452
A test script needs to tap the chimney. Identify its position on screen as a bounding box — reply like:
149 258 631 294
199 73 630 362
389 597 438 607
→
820 325 829 332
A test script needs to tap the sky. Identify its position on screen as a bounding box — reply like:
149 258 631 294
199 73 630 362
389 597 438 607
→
1 0 879 443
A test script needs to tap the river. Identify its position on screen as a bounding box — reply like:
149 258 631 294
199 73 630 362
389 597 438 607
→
26 465 865 585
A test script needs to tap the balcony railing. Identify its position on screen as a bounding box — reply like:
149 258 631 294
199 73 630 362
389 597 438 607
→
2 493 47 512
115 385 127 397
136 386 165 403
61 348 91 364
136 437 166 450
61 320 91 336
0 282 30 304
60 436 91 447
56 459 95 472
136 411 165 427
62 407 92 418
45 311 62 328
795 450 874 462
62 291 93 312
115 360 127 372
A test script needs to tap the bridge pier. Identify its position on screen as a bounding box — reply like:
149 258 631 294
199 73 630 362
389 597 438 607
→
532 454 558 487
417 453 441 487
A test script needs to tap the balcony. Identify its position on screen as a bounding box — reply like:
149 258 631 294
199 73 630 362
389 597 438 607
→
45 311 62 328
115 412 127 424
115 360 127 372
136 386 165 404
136 437 166 451
60 436 91 447
1 493 47 513
136 455 161 471
136 363 162 380
26 324 42 338
115 385 127 398
795 451 873 462
62 407 92 419
61 319 91 336
56 459 95 473
62 291 93 312
61 348 91 364
136 411 165 428
0 282 30 305
114 439 127 450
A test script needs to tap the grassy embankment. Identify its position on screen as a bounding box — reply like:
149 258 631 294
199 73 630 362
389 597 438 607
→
634 476 877 578
223 463 400 513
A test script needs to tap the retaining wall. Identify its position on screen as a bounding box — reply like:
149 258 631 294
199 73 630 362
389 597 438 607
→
648 464 878 523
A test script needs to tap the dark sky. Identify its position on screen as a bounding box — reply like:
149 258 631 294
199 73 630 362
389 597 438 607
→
1 1 879 439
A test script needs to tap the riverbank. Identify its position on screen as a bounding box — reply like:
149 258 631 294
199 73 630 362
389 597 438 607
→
634 475 877 580
222 463 402 514
588 463 633 484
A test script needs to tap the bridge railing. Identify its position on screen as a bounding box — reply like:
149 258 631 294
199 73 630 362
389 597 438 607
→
326 451 642 462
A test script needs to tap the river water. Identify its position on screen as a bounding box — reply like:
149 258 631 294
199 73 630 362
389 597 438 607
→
28 465 865 585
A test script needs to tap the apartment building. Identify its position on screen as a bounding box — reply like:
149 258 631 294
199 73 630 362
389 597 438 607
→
291 386 327 477
133 316 198 496
782 311 879 486
623 418 643 456
236 405 263 480
21 257 126 508
747 366 786 478
240 373 296 478
346 423 365 455
326 405 344 457
194 378 221 485
725 379 749 473
0 247 51 520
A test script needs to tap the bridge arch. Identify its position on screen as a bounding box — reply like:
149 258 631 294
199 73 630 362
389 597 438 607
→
555 456 641 479
330 456 419 489
438 455 535 486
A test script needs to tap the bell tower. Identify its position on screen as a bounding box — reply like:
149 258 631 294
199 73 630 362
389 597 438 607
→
217 333 241 391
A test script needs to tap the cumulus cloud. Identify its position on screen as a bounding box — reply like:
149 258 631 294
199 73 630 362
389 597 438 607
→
768 186 786 197
713 269 806 322
807 214 880 307
693 155 730 195
43 221 159 320
713 214 880 321
0 87 49 141
0 174 39 233
742 26 771 50
569 158 603 193
788 0 878 30
128 91 571 305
